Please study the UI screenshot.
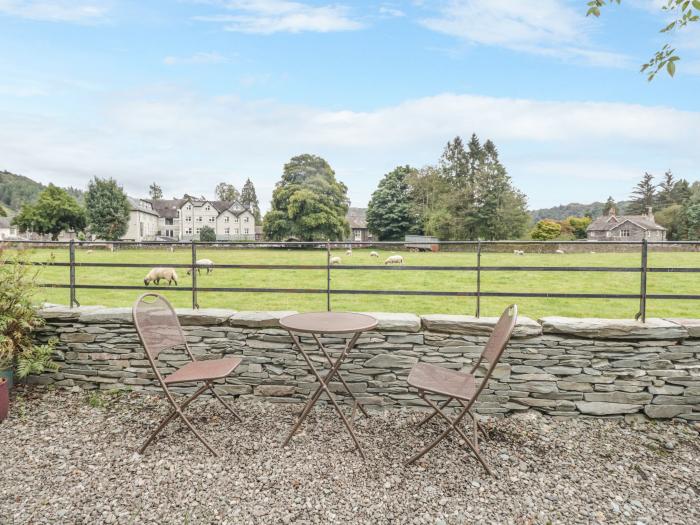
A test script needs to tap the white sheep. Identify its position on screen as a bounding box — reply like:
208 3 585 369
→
555 249 565 254
330 256 342 265
384 255 404 265
187 258 214 275
346 249 352 256
144 268 178 286
370 251 379 258
86 249 93 254
513 250 525 256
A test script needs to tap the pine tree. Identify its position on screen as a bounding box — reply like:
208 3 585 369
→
628 173 656 214
602 196 616 215
148 182 163 200
656 171 676 208
240 178 261 221
367 166 420 241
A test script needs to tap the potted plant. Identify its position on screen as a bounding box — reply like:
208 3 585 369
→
0 253 59 393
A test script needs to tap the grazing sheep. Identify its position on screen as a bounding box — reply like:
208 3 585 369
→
346 249 352 256
555 249 565 254
513 250 525 256
370 251 379 258
144 267 178 286
330 256 342 265
187 258 214 275
384 255 404 265
86 249 93 254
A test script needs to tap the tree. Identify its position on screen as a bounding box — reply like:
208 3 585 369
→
12 184 86 240
685 203 700 240
628 172 656 214
148 182 163 200
602 196 616 215
564 216 592 239
0 204 6 217
240 178 261 221
367 166 420 241
85 177 131 240
215 182 240 202
263 154 349 241
530 220 562 240
586 0 698 80
655 204 686 240
199 225 216 242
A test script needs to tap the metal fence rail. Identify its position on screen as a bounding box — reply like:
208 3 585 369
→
3 238 700 321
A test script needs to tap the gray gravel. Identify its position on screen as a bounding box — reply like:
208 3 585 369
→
1 388 698 525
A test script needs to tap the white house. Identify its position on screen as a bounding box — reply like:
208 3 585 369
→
0 216 19 240
144 195 256 241
124 198 160 242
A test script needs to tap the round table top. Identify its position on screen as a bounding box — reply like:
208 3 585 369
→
279 312 378 334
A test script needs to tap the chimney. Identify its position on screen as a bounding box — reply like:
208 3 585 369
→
646 206 653 219
608 206 616 216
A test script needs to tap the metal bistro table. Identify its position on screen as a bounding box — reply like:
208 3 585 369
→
279 312 378 459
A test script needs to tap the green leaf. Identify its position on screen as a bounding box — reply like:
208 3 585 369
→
693 0 700 10
667 60 676 76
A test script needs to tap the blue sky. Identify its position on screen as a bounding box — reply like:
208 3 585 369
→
1 0 699 211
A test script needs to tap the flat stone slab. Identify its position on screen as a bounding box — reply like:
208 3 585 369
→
539 317 688 340
229 311 298 328
175 308 236 326
575 401 641 415
421 314 541 338
666 319 700 338
357 312 421 333
79 307 133 323
38 305 104 321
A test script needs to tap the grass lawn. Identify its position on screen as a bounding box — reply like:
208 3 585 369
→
8 245 700 319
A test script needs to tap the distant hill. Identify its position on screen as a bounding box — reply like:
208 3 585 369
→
0 170 83 213
530 200 629 222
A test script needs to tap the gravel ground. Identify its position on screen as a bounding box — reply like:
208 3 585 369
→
1 388 698 525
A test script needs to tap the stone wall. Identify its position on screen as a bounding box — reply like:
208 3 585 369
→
31 306 700 421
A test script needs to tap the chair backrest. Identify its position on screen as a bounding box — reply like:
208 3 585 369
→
475 304 518 383
132 293 187 362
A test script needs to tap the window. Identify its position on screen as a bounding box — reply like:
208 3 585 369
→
205 205 211 211
234 229 239 234
234 217 239 223
186 227 192 234
354 230 362 241
620 229 630 237
197 216 203 222
175 210 180 218
208 216 215 223
244 216 249 223
185 216 192 222
186 204 191 211
224 227 230 234
224 216 229 223
244 228 249 234
196 227 201 234
165 218 173 225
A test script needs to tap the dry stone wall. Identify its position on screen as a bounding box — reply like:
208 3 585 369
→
31 306 700 421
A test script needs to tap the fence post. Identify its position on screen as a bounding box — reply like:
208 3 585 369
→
69 239 78 308
326 241 331 311
475 240 481 318
191 240 199 309
636 239 648 323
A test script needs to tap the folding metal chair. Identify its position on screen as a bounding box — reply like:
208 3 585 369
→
132 293 243 456
405 304 518 475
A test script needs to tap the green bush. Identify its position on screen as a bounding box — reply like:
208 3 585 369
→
0 254 58 377
199 225 216 242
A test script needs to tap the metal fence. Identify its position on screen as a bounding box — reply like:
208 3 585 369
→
3 239 700 322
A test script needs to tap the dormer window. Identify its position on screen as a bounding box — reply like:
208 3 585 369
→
244 217 249 223
205 205 211 211
186 204 192 211
224 216 229 223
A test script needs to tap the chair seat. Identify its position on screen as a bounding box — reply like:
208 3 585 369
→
407 363 476 400
164 357 243 384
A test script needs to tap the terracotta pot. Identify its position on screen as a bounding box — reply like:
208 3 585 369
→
0 377 8 423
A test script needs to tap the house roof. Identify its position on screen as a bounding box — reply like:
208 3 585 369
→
149 196 252 219
347 207 367 229
587 214 665 232
150 198 185 219
128 197 159 217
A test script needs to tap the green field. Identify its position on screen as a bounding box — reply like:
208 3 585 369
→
8 246 700 319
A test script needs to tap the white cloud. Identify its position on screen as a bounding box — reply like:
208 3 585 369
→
420 0 632 67
379 5 405 18
0 0 109 22
1 90 698 209
194 0 362 34
163 52 229 65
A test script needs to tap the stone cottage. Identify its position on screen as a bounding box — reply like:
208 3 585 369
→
586 207 666 241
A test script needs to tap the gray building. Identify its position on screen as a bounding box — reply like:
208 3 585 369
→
586 207 666 241
346 207 373 242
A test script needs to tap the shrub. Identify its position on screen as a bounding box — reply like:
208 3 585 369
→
0 254 58 377
199 225 216 242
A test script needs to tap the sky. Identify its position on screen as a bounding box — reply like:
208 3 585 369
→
1 0 699 212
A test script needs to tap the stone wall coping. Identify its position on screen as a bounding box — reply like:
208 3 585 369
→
36 304 700 340
539 317 689 340
421 314 541 338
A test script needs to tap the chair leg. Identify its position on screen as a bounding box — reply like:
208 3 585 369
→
416 396 453 427
208 383 243 422
139 409 178 455
177 410 219 457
